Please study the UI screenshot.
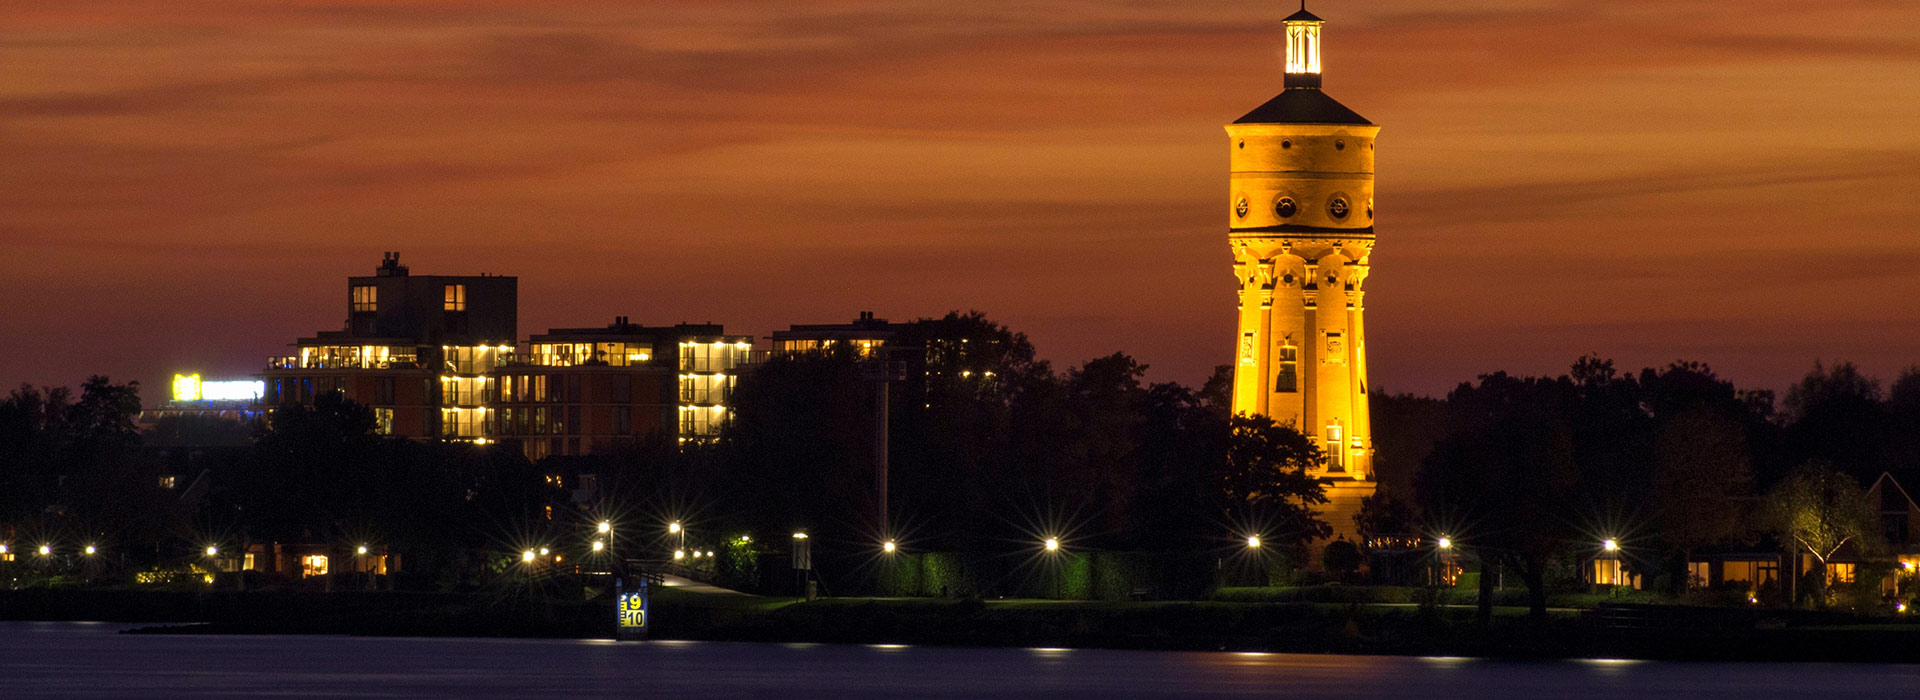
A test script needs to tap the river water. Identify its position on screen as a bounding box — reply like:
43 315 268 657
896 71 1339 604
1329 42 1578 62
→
4 622 1919 699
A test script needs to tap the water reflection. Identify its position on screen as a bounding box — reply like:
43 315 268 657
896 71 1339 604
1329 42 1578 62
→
2 623 1918 699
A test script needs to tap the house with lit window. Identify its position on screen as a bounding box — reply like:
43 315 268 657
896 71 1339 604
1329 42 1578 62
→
488 318 752 460
1675 472 1920 599
262 252 516 442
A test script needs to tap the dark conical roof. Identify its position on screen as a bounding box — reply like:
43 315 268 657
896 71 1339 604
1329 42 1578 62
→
1234 89 1372 125
1284 9 1324 22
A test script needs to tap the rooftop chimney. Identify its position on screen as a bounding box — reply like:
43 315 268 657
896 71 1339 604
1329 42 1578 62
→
376 251 409 277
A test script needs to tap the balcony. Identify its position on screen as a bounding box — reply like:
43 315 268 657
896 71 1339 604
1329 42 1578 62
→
268 355 420 370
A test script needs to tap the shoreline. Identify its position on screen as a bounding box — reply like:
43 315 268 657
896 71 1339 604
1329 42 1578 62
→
6 589 1919 663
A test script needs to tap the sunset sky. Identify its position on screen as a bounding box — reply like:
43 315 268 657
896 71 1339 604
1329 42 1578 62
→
4 0 1918 400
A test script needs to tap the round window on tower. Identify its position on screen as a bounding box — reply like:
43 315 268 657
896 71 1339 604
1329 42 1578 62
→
1234 195 1249 219
1274 197 1297 218
1328 196 1351 220
1366 197 1374 219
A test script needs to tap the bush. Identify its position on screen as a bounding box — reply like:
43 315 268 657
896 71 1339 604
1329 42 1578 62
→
1321 541 1363 582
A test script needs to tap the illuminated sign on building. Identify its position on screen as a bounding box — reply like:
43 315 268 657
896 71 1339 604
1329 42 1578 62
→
171 374 264 402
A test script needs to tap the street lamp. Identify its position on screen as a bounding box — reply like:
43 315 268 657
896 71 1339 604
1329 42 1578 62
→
673 550 685 560
1602 539 1619 552
521 549 535 563
84 545 97 556
1246 535 1261 549
592 540 606 552
1043 537 1060 552
205 546 218 557
39 544 53 556
357 545 369 556
598 521 612 535
883 540 897 554
1437 537 1452 550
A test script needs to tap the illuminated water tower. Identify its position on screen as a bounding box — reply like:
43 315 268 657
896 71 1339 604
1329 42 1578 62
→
1225 6 1378 540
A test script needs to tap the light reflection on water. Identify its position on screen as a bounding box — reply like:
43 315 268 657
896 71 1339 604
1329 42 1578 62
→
2 622 1919 699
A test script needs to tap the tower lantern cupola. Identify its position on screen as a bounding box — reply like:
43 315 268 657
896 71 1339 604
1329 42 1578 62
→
1283 7 1325 89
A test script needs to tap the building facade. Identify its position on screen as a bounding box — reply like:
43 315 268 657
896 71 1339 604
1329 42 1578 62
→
1225 9 1379 541
770 311 900 358
489 318 752 460
263 252 517 441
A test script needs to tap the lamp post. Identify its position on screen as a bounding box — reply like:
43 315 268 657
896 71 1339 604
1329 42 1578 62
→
792 533 813 600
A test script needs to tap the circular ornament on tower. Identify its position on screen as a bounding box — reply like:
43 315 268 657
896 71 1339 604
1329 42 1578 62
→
1234 195 1249 219
1274 197 1297 218
1328 195 1351 220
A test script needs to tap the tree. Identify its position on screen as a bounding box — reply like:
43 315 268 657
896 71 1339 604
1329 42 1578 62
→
1415 371 1580 623
1218 414 1329 547
1765 460 1878 592
1650 405 1754 588
1782 362 1888 481
1354 491 1416 551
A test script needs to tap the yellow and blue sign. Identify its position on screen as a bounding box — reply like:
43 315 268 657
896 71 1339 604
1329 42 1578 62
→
619 590 647 629
616 580 649 640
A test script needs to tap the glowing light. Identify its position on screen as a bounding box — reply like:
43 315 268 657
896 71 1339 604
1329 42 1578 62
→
172 373 201 401
1283 14 1323 76
39 545 51 556
204 546 218 556
691 550 701 558
740 535 751 543
522 550 535 562
1900 603 1909 614
1437 537 1452 549
597 521 612 534
673 550 685 560
539 547 550 556
1246 535 1261 549
592 540 606 552
706 550 715 557
84 545 97 555
357 545 369 555
1044 538 1060 552
0 544 7 554
793 533 808 540
669 522 682 534
1602 539 1619 552
883 540 897 553
1748 595 1759 605
1905 562 1916 572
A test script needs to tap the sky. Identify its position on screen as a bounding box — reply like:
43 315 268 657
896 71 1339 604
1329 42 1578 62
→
3 0 1918 401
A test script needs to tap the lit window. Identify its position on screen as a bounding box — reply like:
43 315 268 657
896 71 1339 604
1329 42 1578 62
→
1274 344 1298 393
157 475 177 489
1325 423 1345 471
444 284 466 311
1594 559 1623 586
351 285 377 312
302 555 329 577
